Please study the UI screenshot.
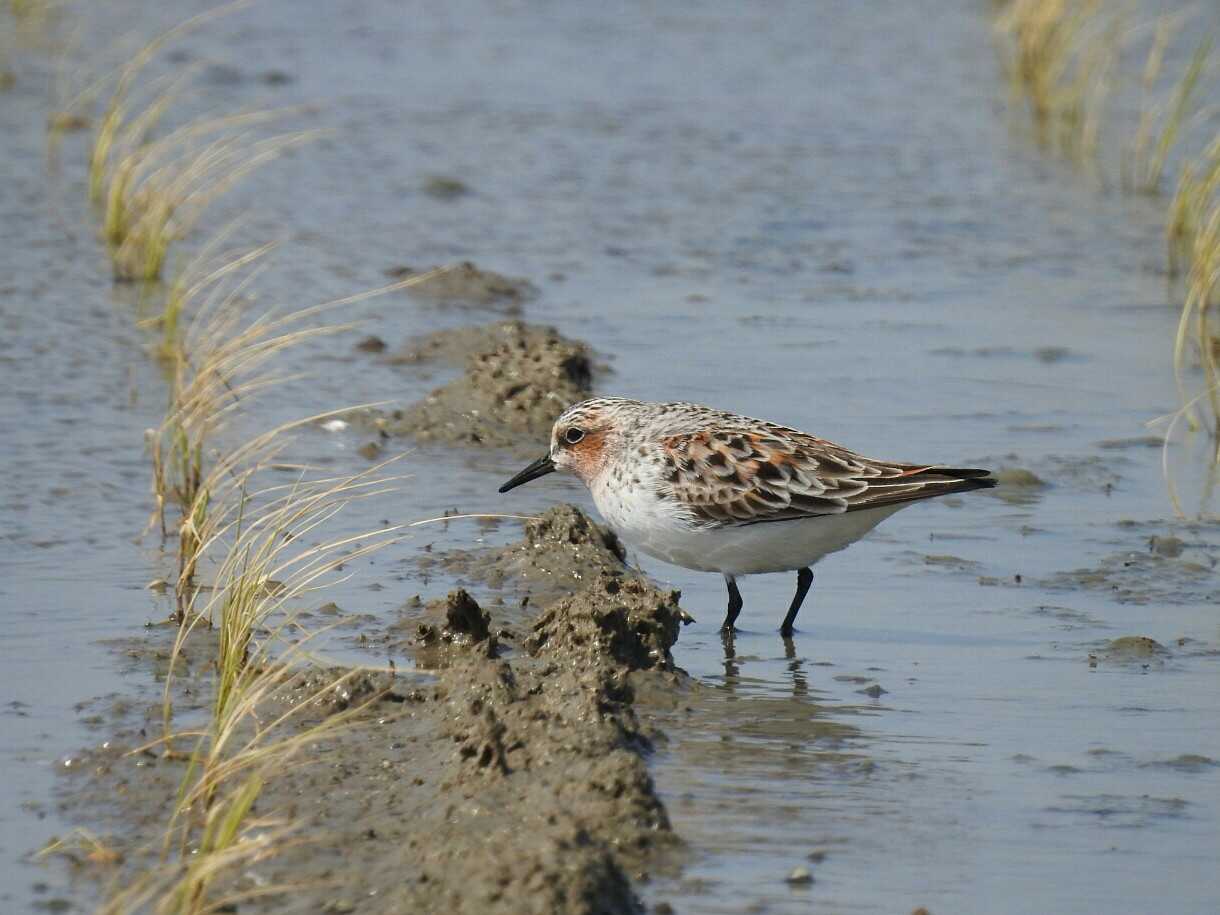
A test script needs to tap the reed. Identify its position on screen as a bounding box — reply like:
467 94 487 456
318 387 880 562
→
83 3 244 205
1173 190 1220 445
75 1 306 281
99 108 315 282
994 0 1120 164
108 462 404 914
144 241 275 535
8 0 49 29
96 815 299 915
1124 27 1212 195
159 301 354 619
36 829 123 869
1167 138 1220 276
145 231 450 620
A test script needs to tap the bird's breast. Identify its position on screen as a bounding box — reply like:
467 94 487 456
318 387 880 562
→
589 461 689 543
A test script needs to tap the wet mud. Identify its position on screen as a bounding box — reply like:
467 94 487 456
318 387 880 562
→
358 321 593 447
1041 544 1218 605
54 507 687 914
385 261 538 309
422 503 630 607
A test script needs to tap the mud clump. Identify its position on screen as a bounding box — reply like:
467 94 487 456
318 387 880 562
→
277 666 405 713
354 334 387 353
519 502 627 561
374 321 593 447
441 587 492 642
994 467 1047 488
415 588 498 658
427 504 630 613
1103 636 1169 659
1149 535 1185 558
338 533 682 913
1096 435 1164 450
422 175 471 200
1089 636 1171 669
1042 549 1216 605
529 572 683 672
387 320 541 366
386 261 537 308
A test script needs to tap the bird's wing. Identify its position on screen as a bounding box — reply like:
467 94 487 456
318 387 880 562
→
659 427 993 527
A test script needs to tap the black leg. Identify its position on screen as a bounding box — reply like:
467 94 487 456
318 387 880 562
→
780 567 813 636
721 574 743 632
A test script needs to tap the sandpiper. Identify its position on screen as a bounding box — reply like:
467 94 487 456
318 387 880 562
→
500 397 994 636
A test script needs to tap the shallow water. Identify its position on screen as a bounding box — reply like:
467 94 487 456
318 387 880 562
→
3 0 1219 912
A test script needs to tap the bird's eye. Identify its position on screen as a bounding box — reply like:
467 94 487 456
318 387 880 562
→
564 427 585 445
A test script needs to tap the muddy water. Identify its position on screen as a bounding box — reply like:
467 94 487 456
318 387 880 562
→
3 0 1220 913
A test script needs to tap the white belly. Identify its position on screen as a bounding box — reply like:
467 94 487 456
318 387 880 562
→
592 476 905 576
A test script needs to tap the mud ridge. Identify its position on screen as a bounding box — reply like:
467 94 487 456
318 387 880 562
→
386 261 538 309
357 320 593 447
420 503 631 610
55 506 686 914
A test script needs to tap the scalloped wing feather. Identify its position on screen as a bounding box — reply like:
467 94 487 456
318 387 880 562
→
661 428 992 527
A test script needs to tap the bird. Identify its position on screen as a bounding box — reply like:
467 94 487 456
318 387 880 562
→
498 397 995 636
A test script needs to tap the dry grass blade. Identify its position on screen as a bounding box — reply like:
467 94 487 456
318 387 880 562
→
76 1 311 281
113 126 320 282
200 468 405 723
146 238 448 616
1167 137 1220 276
35 828 123 868
1125 30 1212 194
83 0 253 203
95 815 302 915
1166 132 1220 439
994 0 1115 162
142 239 381 624
145 241 329 519
1173 200 1220 440
113 457 406 914
1148 393 1220 519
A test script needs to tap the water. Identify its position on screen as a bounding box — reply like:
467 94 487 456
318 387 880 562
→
2 1 1218 912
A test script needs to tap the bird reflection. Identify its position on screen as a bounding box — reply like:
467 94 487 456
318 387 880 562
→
720 628 741 687
718 629 809 698
784 635 809 698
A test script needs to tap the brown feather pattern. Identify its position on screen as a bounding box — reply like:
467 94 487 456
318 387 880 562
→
660 427 993 527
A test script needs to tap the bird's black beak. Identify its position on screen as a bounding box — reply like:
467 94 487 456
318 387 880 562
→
498 454 556 493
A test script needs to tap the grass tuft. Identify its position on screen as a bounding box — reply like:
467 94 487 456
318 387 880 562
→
36 829 123 869
994 0 1122 165
1172 185 1220 445
108 462 404 914
97 105 316 282
1124 26 1212 195
72 1 309 281
1167 137 1220 277
145 241 364 620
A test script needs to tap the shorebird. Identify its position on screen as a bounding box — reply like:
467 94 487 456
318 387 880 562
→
499 397 994 636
